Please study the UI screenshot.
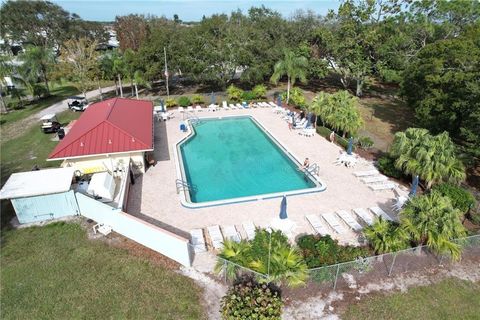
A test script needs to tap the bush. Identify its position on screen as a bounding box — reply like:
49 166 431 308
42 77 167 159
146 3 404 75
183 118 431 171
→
191 94 204 104
165 98 177 108
252 84 267 99
281 87 306 108
297 235 371 268
177 96 191 107
377 155 403 179
226 84 243 102
357 136 374 150
221 275 282 320
241 90 256 101
470 211 480 225
431 183 476 213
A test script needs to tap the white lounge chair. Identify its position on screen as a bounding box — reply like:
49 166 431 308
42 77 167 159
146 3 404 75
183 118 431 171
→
322 212 347 234
222 101 229 110
369 207 394 222
353 208 375 226
392 195 409 211
242 221 256 241
223 225 241 243
305 214 329 236
353 169 379 177
235 103 243 109
229 103 237 109
300 128 316 137
269 101 278 107
360 175 388 184
336 210 363 232
178 106 185 113
190 229 207 253
207 225 224 250
369 183 396 191
195 105 203 112
187 106 194 112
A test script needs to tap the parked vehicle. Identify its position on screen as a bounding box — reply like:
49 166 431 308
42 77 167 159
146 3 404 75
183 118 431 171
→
67 96 89 112
40 114 61 133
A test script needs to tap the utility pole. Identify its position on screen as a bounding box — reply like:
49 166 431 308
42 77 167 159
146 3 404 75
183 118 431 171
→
164 47 169 98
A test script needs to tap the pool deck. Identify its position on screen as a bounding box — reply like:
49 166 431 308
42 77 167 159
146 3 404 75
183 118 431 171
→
126 107 408 246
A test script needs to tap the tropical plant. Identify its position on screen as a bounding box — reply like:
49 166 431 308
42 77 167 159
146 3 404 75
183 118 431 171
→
220 275 283 320
377 155 404 179
390 128 466 189
177 96 191 107
357 136 374 150
252 84 267 99
215 229 308 287
18 45 55 95
281 87 306 108
240 90 256 101
401 191 467 260
165 98 176 108
431 183 476 214
191 94 205 104
226 84 243 102
364 218 409 254
270 50 308 104
133 70 151 99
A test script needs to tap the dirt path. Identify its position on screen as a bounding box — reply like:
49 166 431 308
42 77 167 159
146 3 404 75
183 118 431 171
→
1 85 118 141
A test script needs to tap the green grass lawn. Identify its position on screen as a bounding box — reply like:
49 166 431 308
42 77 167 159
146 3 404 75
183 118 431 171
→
0 222 205 319
0 84 79 126
342 278 480 320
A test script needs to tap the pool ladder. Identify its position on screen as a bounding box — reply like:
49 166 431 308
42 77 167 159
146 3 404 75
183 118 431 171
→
176 179 197 194
306 163 320 177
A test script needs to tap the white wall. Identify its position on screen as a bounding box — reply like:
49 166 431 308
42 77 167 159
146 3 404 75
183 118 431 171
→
76 193 192 267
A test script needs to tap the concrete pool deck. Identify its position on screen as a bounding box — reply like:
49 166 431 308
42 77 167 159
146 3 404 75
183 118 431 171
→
126 107 408 246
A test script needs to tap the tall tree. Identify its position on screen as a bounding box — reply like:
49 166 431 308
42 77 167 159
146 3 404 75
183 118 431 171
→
270 50 308 103
18 46 55 95
57 38 99 100
114 14 150 51
402 37 480 158
390 128 466 189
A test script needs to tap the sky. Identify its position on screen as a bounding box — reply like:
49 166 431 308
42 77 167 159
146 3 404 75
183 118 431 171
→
52 0 341 22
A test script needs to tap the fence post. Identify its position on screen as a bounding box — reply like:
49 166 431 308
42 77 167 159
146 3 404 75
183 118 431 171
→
388 253 397 276
333 264 341 290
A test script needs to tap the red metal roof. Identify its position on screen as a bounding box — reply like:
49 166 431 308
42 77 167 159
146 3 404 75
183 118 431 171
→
49 98 153 160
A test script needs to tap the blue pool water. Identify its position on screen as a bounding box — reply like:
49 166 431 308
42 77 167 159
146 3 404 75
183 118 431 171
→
179 117 317 203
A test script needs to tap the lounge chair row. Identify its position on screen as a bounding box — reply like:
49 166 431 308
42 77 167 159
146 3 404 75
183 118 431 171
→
353 169 397 191
306 207 394 236
189 221 256 252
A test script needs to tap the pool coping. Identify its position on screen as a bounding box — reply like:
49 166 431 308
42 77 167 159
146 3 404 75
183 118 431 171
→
173 114 327 209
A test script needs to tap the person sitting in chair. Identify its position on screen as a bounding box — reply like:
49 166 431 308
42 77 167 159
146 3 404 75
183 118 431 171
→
299 158 310 171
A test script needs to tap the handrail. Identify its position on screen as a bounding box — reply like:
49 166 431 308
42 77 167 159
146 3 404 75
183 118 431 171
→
306 163 320 176
175 179 197 194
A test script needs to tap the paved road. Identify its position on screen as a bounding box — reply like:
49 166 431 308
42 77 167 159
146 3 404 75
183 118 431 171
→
2 85 118 141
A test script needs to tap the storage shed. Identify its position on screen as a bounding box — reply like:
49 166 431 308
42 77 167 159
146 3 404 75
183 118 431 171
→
0 167 79 224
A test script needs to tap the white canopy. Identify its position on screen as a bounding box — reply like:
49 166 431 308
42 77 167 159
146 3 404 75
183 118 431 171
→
87 172 116 202
40 113 57 121
0 167 74 199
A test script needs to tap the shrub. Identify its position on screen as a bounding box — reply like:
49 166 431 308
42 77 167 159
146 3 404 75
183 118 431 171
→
215 229 308 287
165 98 177 108
191 94 204 104
281 87 306 108
252 84 267 99
221 275 282 320
357 136 374 150
431 183 476 213
240 90 256 102
226 84 243 102
470 211 480 225
177 96 191 107
377 155 403 179
363 218 409 254
297 235 370 268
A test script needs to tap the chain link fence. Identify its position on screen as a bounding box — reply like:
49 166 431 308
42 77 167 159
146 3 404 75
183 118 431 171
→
213 235 480 288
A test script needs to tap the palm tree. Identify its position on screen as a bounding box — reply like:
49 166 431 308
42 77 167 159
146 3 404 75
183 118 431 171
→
329 90 363 137
133 70 152 99
401 191 466 260
19 46 55 95
270 50 308 104
311 92 332 127
390 128 466 189
214 240 250 281
363 218 408 254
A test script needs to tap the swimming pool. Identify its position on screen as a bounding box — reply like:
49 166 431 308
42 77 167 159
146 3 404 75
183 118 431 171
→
176 116 325 207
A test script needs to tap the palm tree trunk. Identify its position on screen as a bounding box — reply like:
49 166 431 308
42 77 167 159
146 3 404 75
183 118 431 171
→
135 83 139 99
130 79 134 97
114 80 119 96
356 78 363 97
97 79 103 101
287 76 291 104
0 85 7 113
118 74 123 97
